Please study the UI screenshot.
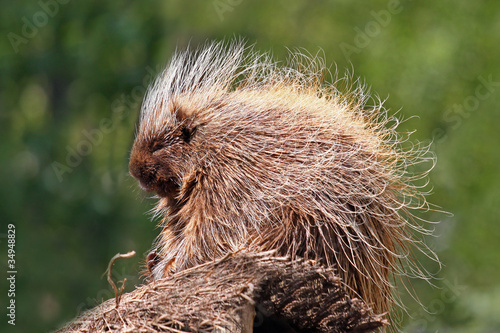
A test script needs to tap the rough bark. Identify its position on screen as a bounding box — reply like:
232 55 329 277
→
56 251 387 333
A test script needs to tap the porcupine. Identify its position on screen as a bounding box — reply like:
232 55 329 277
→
128 40 437 318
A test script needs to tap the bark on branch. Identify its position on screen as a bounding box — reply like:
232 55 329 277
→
57 251 387 333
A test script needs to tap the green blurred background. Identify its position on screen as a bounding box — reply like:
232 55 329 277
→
1 0 499 332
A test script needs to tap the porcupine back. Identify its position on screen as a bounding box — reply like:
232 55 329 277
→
131 40 437 317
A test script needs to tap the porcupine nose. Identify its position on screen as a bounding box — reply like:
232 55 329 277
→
129 148 157 193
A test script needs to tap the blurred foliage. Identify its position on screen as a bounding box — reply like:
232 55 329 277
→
0 0 499 332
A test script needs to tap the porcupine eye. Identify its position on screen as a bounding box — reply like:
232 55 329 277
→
180 125 197 144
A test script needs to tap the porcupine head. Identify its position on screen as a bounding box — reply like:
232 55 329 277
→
129 40 438 318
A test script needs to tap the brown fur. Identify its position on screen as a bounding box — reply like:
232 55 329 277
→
129 41 437 319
